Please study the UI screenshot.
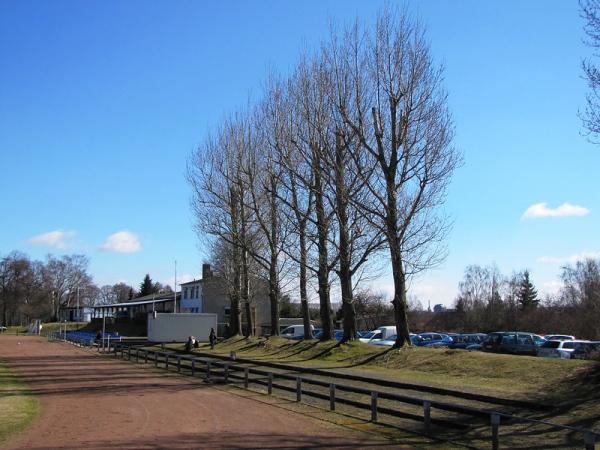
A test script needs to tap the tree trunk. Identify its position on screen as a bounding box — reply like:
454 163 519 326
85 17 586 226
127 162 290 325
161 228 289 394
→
229 188 243 336
269 264 280 336
239 184 254 337
335 133 356 341
386 184 411 347
313 148 333 340
242 250 253 337
269 179 281 336
299 220 313 340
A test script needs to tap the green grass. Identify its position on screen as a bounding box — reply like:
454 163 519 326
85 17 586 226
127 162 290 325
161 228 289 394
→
0 360 40 444
184 336 593 399
159 336 600 447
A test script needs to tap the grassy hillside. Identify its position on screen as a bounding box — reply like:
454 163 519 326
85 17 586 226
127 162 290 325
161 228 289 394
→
191 336 593 399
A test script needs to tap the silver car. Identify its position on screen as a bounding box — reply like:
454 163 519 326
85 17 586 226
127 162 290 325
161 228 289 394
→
537 340 590 359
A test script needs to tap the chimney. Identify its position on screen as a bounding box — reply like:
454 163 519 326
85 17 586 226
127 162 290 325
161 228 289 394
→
202 263 212 279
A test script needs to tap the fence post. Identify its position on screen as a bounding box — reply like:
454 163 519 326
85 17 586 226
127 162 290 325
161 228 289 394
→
177 356 181 372
423 400 431 434
371 392 378 422
128 347 132 360
244 368 249 389
584 431 596 450
165 354 169 370
224 363 229 382
206 361 211 380
296 377 302 402
329 383 336 411
107 336 110 353
136 349 139 363
491 413 500 450
155 352 159 367
144 350 148 364
191 359 196 376
268 373 273 395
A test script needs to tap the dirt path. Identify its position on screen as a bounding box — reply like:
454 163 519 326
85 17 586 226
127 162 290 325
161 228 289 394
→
0 336 397 450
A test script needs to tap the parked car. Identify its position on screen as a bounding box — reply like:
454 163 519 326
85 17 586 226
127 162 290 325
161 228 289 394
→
537 340 590 359
371 333 416 347
544 334 576 341
280 324 315 340
482 332 545 355
571 341 600 359
412 332 453 347
448 333 488 350
359 326 397 344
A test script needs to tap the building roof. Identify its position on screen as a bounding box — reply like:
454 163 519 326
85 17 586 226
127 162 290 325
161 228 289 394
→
179 279 202 286
93 292 180 309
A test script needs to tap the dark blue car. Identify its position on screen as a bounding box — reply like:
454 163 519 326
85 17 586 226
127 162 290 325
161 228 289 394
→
447 333 488 349
412 332 453 347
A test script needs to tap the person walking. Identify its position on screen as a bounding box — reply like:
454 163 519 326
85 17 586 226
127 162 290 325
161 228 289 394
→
209 328 217 350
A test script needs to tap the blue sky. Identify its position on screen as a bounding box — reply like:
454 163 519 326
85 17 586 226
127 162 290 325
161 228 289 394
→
1 1 598 305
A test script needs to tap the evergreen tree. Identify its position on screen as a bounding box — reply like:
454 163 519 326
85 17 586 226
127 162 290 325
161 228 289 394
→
518 270 539 310
138 274 155 297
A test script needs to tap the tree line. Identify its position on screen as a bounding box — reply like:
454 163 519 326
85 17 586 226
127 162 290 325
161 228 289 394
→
426 259 600 339
0 251 171 326
187 7 460 345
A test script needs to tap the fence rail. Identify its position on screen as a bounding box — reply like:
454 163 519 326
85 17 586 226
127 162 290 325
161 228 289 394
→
54 337 598 450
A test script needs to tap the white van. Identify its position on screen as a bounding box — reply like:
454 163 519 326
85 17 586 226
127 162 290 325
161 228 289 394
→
280 324 315 340
359 326 397 344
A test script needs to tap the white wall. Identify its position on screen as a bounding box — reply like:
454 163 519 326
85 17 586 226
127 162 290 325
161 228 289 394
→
147 313 217 342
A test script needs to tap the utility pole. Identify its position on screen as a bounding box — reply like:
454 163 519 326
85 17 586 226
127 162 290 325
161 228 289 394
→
174 260 177 313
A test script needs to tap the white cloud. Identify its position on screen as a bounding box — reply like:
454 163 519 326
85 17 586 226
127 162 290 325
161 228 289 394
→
100 230 142 253
522 202 590 219
28 230 76 249
538 251 600 265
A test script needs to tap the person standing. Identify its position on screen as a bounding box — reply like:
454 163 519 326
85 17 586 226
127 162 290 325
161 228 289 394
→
209 328 217 350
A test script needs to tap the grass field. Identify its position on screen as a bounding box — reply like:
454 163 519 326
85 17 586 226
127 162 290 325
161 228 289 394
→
170 335 600 448
188 336 593 399
0 360 40 445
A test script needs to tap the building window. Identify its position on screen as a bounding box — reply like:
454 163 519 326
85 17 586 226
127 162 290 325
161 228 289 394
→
184 287 188 299
224 306 231 316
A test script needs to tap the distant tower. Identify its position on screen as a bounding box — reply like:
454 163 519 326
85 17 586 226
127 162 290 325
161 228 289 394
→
427 299 431 312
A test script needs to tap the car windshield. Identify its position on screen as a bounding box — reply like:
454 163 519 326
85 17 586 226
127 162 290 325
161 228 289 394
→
362 331 377 339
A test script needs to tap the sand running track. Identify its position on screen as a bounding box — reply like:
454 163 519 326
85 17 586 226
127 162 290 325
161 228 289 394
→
0 336 397 450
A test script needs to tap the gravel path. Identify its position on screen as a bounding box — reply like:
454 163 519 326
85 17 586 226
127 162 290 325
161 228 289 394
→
0 336 397 450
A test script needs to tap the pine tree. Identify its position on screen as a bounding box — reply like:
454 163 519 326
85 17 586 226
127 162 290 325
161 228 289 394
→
138 274 155 297
518 270 539 310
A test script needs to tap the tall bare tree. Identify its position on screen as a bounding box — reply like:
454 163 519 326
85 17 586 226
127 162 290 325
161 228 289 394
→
188 121 246 335
327 9 460 346
262 78 314 339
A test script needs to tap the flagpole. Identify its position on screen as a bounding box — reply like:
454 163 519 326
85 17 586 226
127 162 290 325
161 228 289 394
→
174 260 177 313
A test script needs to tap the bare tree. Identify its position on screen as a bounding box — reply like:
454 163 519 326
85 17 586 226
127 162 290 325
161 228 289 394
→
262 78 315 339
581 0 600 140
42 254 92 320
188 121 246 335
327 8 460 346
287 57 338 340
